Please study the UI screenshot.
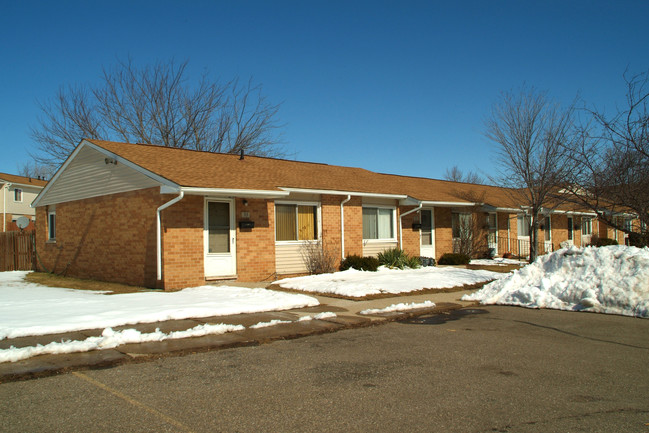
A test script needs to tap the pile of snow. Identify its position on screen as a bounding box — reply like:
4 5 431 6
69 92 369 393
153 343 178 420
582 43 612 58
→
0 271 319 339
463 246 649 318
276 267 502 298
360 301 436 315
0 323 244 363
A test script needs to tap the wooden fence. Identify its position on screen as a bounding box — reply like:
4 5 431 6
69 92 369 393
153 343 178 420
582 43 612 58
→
0 230 36 271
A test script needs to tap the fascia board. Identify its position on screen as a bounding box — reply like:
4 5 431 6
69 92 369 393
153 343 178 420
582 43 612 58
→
164 186 290 198
279 187 408 200
420 201 477 207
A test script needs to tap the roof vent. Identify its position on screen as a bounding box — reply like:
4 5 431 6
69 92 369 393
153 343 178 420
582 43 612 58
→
240 149 244 160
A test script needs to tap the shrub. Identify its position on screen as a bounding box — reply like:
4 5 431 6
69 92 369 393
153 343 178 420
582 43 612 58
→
589 236 618 247
340 255 380 272
377 248 421 269
438 252 471 265
300 241 337 275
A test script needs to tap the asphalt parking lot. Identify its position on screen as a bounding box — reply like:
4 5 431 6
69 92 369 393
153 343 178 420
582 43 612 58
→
2 305 648 433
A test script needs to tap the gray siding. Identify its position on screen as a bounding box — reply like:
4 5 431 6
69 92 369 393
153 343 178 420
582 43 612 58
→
37 146 161 206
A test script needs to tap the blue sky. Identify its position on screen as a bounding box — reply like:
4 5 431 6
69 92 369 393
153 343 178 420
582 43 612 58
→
1 0 647 180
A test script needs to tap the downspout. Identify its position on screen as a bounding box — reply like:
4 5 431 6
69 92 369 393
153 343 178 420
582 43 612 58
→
157 189 185 282
399 202 423 249
340 195 351 259
2 183 10 232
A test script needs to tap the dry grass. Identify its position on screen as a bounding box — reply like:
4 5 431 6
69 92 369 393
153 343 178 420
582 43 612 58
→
24 272 155 294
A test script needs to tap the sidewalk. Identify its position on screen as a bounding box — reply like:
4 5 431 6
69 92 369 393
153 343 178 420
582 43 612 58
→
0 289 476 382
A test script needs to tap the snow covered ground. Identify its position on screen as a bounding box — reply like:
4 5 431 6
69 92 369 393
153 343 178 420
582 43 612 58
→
0 271 319 340
463 246 649 318
275 266 502 298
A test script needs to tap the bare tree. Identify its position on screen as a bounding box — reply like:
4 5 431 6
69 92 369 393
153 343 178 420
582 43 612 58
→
485 86 576 262
565 70 649 245
443 165 485 184
18 161 56 180
31 58 284 166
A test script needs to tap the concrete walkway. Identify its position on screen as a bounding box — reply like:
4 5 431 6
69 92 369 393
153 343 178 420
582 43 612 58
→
0 289 477 382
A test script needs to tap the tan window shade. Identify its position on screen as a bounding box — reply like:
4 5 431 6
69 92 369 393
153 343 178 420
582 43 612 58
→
298 205 316 240
276 204 297 241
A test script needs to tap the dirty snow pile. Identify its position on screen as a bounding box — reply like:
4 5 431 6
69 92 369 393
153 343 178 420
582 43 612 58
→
0 323 245 363
276 266 502 298
0 271 319 339
360 301 436 315
463 246 649 318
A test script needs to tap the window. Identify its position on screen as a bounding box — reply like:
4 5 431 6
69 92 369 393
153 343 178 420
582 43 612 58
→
567 216 573 241
517 215 530 237
47 210 56 241
14 188 22 202
362 207 395 240
420 209 433 245
452 212 472 239
581 217 593 236
544 216 551 242
275 204 318 241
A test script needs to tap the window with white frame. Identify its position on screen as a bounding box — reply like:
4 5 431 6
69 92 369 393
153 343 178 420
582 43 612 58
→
14 188 22 202
275 203 318 241
452 212 472 239
544 216 551 241
581 217 593 236
47 210 56 241
517 215 531 237
362 206 395 240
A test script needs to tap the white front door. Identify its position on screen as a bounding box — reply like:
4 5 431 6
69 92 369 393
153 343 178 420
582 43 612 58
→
204 199 236 277
420 208 435 258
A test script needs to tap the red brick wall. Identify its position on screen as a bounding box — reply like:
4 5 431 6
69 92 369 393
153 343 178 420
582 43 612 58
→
399 206 421 257
435 207 453 260
160 194 204 290
321 195 343 262
236 198 276 281
36 188 161 288
342 196 363 257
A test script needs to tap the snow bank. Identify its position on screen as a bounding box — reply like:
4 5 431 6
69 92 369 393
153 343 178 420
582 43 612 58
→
463 246 649 318
0 271 319 339
276 266 501 298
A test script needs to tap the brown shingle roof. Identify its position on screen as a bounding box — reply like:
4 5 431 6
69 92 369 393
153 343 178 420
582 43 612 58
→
0 172 48 187
84 139 540 209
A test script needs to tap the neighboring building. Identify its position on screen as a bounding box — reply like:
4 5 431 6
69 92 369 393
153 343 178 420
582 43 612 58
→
0 172 48 232
33 139 600 290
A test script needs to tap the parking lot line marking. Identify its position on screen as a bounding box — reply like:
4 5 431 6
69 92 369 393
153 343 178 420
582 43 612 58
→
72 371 196 433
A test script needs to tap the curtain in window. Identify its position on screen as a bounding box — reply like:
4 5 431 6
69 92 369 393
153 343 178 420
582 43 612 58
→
377 208 393 238
452 213 472 239
363 208 378 239
298 206 316 240
276 205 296 241
544 217 551 241
517 215 530 237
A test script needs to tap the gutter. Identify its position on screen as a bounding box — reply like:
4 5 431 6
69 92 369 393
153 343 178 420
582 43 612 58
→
2 183 10 232
157 189 185 281
399 201 423 248
340 195 351 259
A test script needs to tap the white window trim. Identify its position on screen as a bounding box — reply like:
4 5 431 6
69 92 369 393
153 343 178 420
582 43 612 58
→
517 214 531 239
452 211 474 240
362 205 397 242
47 209 56 242
274 201 322 244
14 188 23 203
